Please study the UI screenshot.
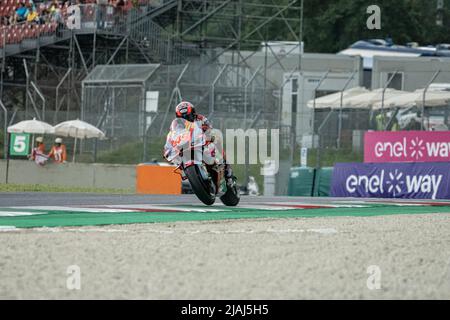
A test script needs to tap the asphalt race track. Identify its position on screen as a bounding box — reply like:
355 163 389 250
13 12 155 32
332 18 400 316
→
1 193 450 299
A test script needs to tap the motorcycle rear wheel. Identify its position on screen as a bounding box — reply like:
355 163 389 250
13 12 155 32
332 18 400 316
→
185 165 216 205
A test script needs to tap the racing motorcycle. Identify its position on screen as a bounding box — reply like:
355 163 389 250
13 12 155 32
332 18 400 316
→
163 118 240 206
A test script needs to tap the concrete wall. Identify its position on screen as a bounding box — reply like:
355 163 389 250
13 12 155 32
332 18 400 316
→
0 160 136 190
220 51 363 87
372 56 450 91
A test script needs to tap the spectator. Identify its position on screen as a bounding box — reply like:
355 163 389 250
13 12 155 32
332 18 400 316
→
26 7 40 24
113 0 124 24
49 0 60 12
14 2 30 24
39 4 51 23
48 137 67 163
51 7 63 23
28 0 37 11
96 0 108 29
29 137 49 166
114 0 125 9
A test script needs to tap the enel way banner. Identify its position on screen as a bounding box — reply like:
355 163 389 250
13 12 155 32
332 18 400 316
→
331 162 450 199
364 130 450 163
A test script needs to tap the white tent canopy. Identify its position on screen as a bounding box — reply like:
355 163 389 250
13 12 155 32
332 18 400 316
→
414 89 450 107
308 87 450 111
307 87 370 109
344 88 407 109
372 88 450 109
372 92 416 109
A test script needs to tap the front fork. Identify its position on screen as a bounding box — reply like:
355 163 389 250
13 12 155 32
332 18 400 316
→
177 146 227 195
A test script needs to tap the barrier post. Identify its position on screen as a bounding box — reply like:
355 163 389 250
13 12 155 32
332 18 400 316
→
0 100 7 159
421 70 441 130
380 70 398 129
336 70 356 149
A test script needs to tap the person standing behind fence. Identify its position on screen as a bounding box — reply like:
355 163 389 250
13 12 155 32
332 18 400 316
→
48 137 67 163
113 0 124 24
96 0 108 29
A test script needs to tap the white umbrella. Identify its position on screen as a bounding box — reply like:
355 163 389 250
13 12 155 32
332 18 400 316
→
53 119 106 162
53 119 106 139
7 118 54 161
7 118 54 134
306 87 369 109
5 118 54 183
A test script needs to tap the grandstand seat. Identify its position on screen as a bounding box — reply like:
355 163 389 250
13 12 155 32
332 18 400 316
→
6 29 14 44
38 23 46 35
23 24 36 39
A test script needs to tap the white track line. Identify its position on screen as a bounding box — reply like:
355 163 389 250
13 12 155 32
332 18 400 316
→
0 226 18 232
0 211 47 217
89 204 230 213
9 206 135 213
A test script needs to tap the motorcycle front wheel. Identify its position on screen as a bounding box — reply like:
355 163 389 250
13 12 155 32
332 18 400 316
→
220 177 240 206
185 165 216 205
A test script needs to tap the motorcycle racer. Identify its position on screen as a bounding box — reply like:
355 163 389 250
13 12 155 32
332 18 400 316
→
173 101 234 184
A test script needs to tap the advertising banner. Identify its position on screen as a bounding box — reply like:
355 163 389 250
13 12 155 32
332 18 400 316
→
331 162 450 199
364 131 450 163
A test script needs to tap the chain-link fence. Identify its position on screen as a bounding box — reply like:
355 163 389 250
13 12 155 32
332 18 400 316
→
77 61 283 159
307 96 450 171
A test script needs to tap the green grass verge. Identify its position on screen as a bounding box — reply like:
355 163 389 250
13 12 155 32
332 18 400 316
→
0 183 134 194
1 205 450 228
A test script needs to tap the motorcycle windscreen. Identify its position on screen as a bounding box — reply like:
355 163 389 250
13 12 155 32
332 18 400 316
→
164 118 205 163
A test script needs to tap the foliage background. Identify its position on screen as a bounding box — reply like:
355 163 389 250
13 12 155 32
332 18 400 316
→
244 0 450 53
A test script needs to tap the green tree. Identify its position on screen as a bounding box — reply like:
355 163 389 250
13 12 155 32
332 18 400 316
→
249 0 450 53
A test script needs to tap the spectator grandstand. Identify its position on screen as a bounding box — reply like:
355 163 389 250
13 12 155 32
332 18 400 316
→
0 0 148 48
